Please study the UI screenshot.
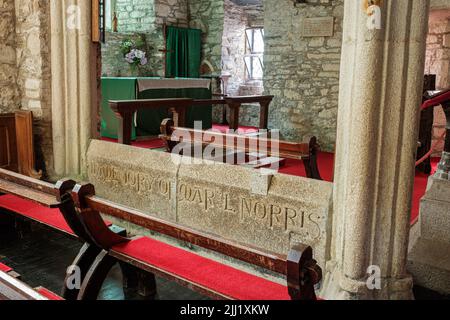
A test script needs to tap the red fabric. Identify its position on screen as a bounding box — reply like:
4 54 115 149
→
0 195 112 235
101 137 166 149
279 152 335 183
0 262 12 273
211 124 259 135
36 287 64 300
113 237 291 300
0 195 74 234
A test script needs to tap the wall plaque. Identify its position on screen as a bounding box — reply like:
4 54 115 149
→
301 17 335 37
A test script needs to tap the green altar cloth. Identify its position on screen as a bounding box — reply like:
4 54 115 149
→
101 77 137 140
101 77 212 139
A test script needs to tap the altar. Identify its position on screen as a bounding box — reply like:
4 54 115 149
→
101 77 212 139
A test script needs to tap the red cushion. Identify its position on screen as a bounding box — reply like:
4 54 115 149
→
112 237 291 300
0 262 12 273
0 194 75 234
0 194 112 235
36 287 64 300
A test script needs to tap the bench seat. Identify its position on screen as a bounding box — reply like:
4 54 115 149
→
0 194 75 234
0 194 111 236
112 237 291 300
35 287 64 300
0 262 13 273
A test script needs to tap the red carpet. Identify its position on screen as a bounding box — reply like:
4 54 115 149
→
211 124 259 135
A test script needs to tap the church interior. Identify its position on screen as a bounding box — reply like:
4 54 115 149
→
0 0 450 302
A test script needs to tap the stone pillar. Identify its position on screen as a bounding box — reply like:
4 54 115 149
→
50 0 96 179
322 0 430 300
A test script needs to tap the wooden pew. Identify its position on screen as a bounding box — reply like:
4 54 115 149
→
160 119 322 180
0 262 20 279
0 264 62 300
109 96 274 145
0 111 42 179
0 169 323 300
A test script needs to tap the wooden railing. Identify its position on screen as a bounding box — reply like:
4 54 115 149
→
109 95 274 145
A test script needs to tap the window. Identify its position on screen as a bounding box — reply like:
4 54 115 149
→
244 28 264 81
105 0 117 31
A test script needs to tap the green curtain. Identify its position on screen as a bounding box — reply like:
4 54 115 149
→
166 26 202 78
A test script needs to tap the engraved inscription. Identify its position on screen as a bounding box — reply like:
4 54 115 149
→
89 162 173 200
89 162 324 240
301 17 334 37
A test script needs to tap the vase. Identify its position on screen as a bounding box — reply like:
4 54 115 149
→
129 65 139 77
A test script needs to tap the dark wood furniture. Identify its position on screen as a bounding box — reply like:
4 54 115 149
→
109 98 194 145
160 119 322 180
0 111 42 178
0 114 18 172
0 169 323 301
109 96 274 146
192 95 274 130
417 75 437 173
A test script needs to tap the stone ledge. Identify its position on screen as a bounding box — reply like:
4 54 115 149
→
408 237 450 295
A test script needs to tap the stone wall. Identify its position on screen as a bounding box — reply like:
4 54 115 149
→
101 31 164 77
189 0 224 74
0 0 53 176
426 12 450 90
222 0 247 96
155 0 188 27
114 0 155 32
264 0 343 151
426 10 450 155
0 0 19 113
103 0 190 77
14 0 53 177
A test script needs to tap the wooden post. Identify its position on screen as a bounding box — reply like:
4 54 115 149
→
117 111 133 145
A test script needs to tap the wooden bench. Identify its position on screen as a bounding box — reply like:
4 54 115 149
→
0 262 62 300
0 110 42 178
0 169 322 300
160 119 322 180
109 96 274 145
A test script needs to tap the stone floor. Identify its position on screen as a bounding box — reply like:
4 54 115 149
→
0 218 448 300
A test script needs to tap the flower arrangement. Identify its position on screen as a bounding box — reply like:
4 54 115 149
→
120 38 148 68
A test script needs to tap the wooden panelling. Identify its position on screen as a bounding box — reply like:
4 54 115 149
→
0 114 18 172
15 111 42 179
